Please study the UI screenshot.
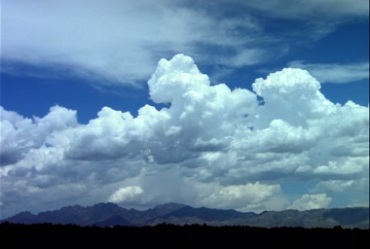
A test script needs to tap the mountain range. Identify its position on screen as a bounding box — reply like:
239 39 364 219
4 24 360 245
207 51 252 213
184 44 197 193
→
3 203 369 229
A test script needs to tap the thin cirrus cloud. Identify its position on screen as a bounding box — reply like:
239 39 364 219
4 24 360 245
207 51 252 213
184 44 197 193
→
2 0 367 86
1 0 270 86
288 61 369 84
228 0 369 20
0 54 368 218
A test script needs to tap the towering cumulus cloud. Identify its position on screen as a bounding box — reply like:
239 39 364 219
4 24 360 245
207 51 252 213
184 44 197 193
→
0 54 368 217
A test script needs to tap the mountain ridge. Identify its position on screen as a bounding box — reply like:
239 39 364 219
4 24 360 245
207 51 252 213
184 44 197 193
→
3 203 369 229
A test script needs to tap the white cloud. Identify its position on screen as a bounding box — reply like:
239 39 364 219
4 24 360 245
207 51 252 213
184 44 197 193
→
313 180 354 193
0 0 271 86
0 54 368 218
0 106 77 166
288 61 369 84
289 193 332 211
313 158 367 176
200 182 283 212
2 0 367 86
311 177 369 208
109 186 144 203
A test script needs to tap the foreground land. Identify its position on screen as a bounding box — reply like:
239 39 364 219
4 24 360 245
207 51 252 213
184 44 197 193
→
2 223 368 248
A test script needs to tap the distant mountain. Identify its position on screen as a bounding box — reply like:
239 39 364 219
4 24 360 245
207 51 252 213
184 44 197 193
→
231 208 369 228
3 203 369 229
149 205 255 226
3 202 188 227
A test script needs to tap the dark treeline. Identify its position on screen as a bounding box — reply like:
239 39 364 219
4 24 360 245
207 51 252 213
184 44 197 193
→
2 222 368 249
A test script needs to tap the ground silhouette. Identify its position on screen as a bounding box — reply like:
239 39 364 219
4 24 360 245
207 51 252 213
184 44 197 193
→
2 222 368 249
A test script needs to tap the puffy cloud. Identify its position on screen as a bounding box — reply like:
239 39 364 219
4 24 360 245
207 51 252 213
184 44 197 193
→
311 177 369 208
200 182 283 212
0 106 77 166
144 54 257 165
0 54 368 218
109 186 144 203
288 61 369 84
289 194 332 210
252 68 329 128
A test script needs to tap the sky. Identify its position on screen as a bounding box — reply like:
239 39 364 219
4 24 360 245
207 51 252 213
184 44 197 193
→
0 0 369 218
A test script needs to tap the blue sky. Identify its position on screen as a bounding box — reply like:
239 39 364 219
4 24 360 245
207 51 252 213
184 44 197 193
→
0 0 369 218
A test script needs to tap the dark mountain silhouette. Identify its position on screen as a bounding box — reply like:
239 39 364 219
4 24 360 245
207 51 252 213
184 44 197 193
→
7 211 36 224
149 205 255 226
3 203 369 228
160 205 255 221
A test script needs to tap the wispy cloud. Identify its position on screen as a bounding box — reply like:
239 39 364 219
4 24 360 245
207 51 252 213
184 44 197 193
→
2 0 367 86
289 193 332 211
1 0 268 86
226 0 369 20
288 61 369 84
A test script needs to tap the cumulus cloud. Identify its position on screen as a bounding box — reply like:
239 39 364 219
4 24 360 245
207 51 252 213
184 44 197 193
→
0 54 368 218
288 61 369 84
200 182 282 211
289 194 332 210
109 186 144 203
311 177 369 208
0 106 77 166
